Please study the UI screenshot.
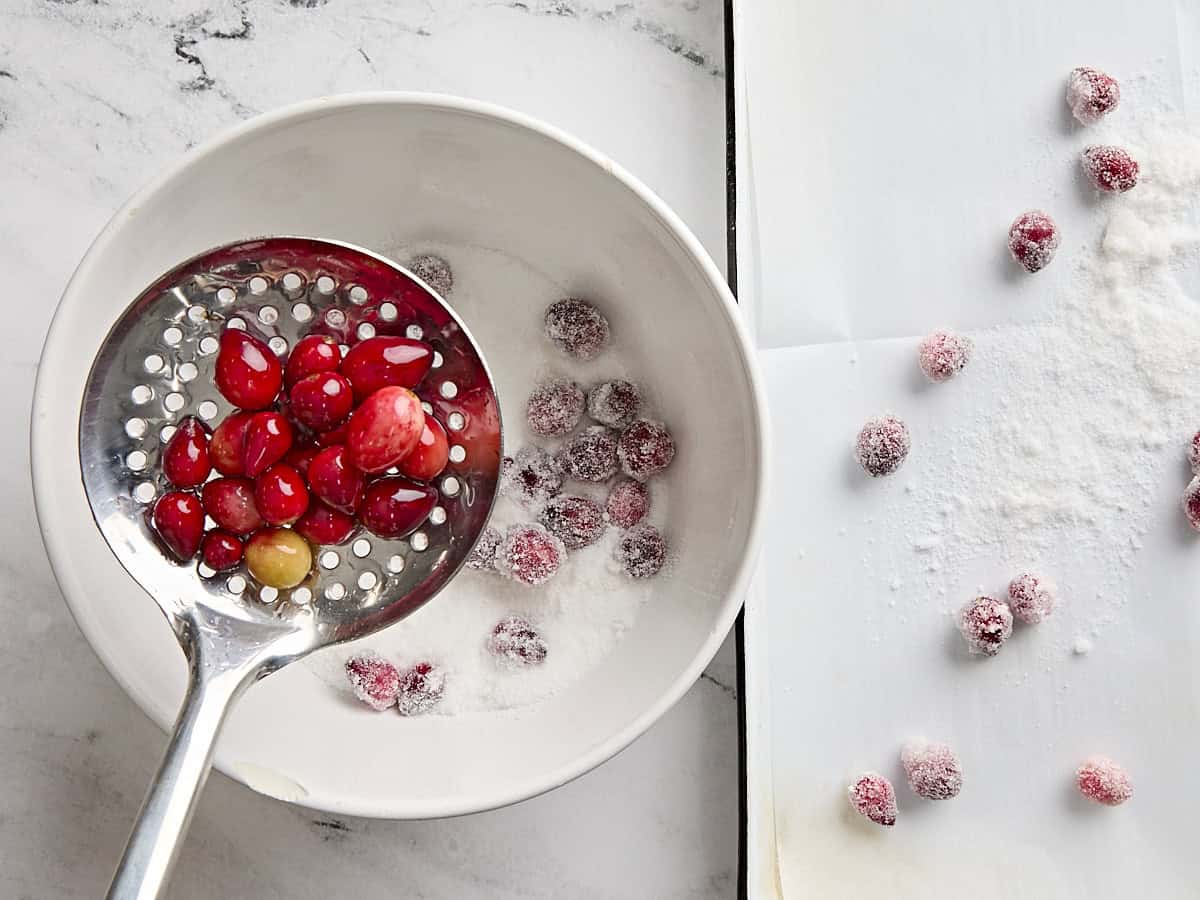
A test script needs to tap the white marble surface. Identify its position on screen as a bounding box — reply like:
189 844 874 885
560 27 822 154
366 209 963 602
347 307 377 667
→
0 1 736 897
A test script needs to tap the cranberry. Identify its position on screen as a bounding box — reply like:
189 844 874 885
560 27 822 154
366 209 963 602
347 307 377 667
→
284 443 319 478
214 328 282 410
848 772 897 826
1007 572 1056 624
465 525 503 571
253 463 309 525
305 445 365 514
1190 430 1200 475
901 740 963 801
544 298 609 360
606 479 649 528
201 477 263 535
241 411 294 478
341 336 433 402
488 616 548 666
396 661 446 716
497 524 566 586
617 524 667 578
559 426 619 483
161 416 211 488
344 651 400 711
1183 476 1200 530
288 371 354 433
540 495 606 550
854 415 910 477
958 595 1013 656
918 330 972 383
617 420 674 481
499 446 563 508
526 379 585 437
293 499 357 545
358 477 438 539
587 379 641 428
209 411 252 476
284 334 341 389
1067 66 1120 124
1081 145 1139 193
316 419 351 448
345 386 426 473
398 416 449 482
1008 210 1060 273
407 253 453 297
245 527 312 589
200 530 243 571
152 491 204 561
1076 756 1133 806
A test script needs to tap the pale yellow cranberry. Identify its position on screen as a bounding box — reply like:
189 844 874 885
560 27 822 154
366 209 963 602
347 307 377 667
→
245 528 312 589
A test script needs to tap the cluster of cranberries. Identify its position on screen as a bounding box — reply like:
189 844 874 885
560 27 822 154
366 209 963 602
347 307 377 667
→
955 572 1057 657
150 325 451 590
345 651 446 716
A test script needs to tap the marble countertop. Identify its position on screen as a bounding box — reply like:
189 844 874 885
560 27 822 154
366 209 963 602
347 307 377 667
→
0 1 736 897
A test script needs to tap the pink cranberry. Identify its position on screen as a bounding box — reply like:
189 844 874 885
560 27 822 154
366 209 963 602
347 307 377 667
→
901 740 963 800
253 463 309 525
341 336 433 403
358 477 438 539
1183 477 1200 531
241 411 294 478
617 420 675 481
918 330 972 383
606 479 649 528
544 298 610 360
1007 572 1056 624
488 616 548 666
152 491 205 561
345 386 426 473
617 524 667 578
345 651 401 711
499 446 563 508
1008 210 1060 273
1082 145 1139 193
161 416 211 488
848 772 897 826
958 595 1013 656
288 371 354 433
540 495 606 550
306 445 365 514
1190 430 1200 475
284 334 341 389
209 411 252 476
398 416 449 482
293 500 357 545
587 379 641 429
200 530 244 571
214 328 282 410
465 525 503 571
1076 756 1133 806
854 415 910 477
396 662 446 716
1067 66 1120 124
201 477 263 535
498 525 566 586
407 253 453 297
526 379 585 437
561 426 620 483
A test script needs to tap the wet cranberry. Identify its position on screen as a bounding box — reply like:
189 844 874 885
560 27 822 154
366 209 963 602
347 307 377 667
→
606 479 649 528
305 445 364 514
1067 66 1120 124
560 426 619 483
918 330 972 383
200 530 243 571
345 386 425 473
284 443 319 478
201 477 263 535
214 329 282 410
253 463 310 525
396 661 446 716
293 500 357 545
245 527 312 589
398 416 449 482
544 298 610 360
152 491 204 561
587 379 641 428
540 495 606 550
1082 145 1139 193
241 411 294 478
465 525 503 571
1076 756 1133 806
161 416 211 488
526 379 585 437
958 595 1013 656
848 773 897 826
488 616 548 666
854 415 909 477
617 420 674 481
617 524 667 578
316 419 351 448
499 446 563 508
209 411 252 476
289 371 354 433
1008 210 1060 273
284 334 341 389
345 651 400 711
1007 573 1056 624
497 525 566 586
407 253 453 297
358 477 438 539
901 740 963 801
341 336 433 402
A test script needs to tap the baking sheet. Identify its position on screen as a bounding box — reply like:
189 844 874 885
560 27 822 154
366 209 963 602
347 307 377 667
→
737 1 1200 896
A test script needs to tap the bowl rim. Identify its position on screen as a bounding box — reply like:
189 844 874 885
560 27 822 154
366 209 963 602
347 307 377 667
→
31 91 770 819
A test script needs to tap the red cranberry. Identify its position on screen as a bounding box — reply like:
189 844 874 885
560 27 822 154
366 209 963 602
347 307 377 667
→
1076 756 1133 806
617 420 674 481
288 372 354 433
1007 573 1056 624
316 419 351 448
1183 477 1200 530
306 445 365 514
345 386 426 473
284 334 341 389
293 499 357 545
617 524 667 578
854 415 910 477
918 330 972 383
209 411 252 476
398 416 449 482
284 443 319 478
161 416 211 488
499 446 563 508
606 479 649 528
526 379 585 437
214 329 282 410
345 651 400 711
241 411 294 478
253 463 309 525
901 740 963 801
396 661 446 716
1081 145 1139 193
958 595 1013 656
1008 210 1060 273
1190 430 1200 475
358 477 438 539
1067 66 1120 124
497 525 565 586
407 253 453 297
341 336 433 402
201 477 263 535
152 491 204 561
465 525 503 571
544 298 609 360
848 772 897 826
540 495 606 550
200 530 243 571
587 379 641 428
488 616 548 666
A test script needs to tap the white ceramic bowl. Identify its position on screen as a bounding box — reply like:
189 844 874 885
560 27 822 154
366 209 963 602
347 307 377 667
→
32 94 767 818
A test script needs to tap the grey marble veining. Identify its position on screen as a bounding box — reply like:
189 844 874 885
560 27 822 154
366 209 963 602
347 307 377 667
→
0 0 734 897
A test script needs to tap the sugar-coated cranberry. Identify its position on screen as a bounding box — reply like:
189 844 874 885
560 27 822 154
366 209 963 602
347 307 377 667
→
1067 66 1120 125
1008 210 1060 273
561 426 620 483
407 253 453 297
488 616 548 666
465 525 503 571
540 495 606 550
617 420 675 481
958 595 1013 656
854 415 910 477
901 740 963 800
526 379 585 437
918 330 972 383
499 446 563 508
345 386 426 473
358 477 438 539
587 379 641 428
1007 572 1056 624
253 463 310 525
161 416 211 488
241 411 294 478
498 525 566 586
1082 145 1139 193
200 530 243 571
1183 477 1200 530
848 772 897 826
306 445 365 514
288 371 354 433
214 328 282 410
284 443 319 478
284 334 341 389
341 336 433 403
398 416 449 482
209 411 252 476
152 491 205 561
344 650 400 711
544 298 610 360
293 499 357 545
396 661 446 716
201 477 263 535
1076 756 1133 806
617 524 667 578
606 479 649 528
244 527 312 589
1190 430 1200 475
